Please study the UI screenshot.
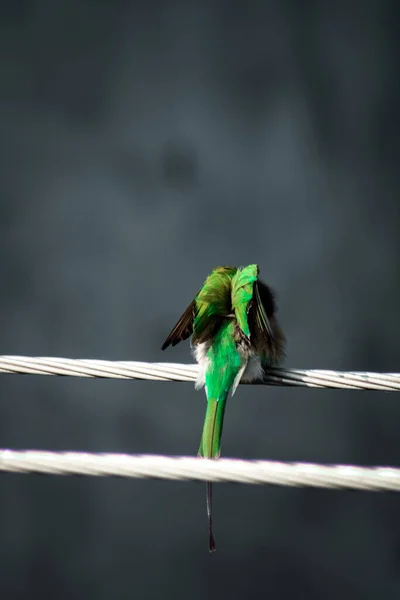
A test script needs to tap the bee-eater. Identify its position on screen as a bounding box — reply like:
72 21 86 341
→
161 265 284 552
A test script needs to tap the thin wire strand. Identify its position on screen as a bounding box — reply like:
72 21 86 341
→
0 355 399 391
0 450 399 490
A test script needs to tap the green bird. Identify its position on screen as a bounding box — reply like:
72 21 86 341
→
161 264 285 552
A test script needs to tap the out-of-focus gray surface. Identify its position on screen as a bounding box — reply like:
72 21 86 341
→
1 1 400 598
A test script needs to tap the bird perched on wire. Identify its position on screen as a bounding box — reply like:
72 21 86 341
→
161 264 285 552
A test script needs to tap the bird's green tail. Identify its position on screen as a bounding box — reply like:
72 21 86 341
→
197 319 242 552
198 394 228 553
198 396 227 459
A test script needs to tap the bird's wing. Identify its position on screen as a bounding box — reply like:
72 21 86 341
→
251 281 274 342
161 300 196 350
249 280 285 366
231 264 259 338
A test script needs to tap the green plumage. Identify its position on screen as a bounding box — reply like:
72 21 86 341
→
162 264 285 552
231 264 258 338
198 319 241 459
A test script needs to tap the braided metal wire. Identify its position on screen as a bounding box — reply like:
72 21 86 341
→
0 356 399 390
0 451 399 490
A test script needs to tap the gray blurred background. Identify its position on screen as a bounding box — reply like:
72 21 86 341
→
1 1 400 598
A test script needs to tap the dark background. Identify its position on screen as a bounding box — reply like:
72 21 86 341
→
1 1 400 598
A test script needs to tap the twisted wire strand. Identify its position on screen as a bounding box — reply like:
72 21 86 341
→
0 356 399 391
1 356 398 488
0 450 399 490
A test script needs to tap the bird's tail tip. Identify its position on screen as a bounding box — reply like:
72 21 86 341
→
207 481 216 553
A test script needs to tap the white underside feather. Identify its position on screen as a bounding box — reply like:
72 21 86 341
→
192 342 210 390
192 341 263 395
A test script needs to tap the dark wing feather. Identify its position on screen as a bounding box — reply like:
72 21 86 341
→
256 280 276 317
249 280 285 365
161 300 196 350
251 281 274 342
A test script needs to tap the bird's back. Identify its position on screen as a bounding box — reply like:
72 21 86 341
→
192 266 237 346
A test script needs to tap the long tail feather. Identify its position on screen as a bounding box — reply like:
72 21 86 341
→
198 396 227 553
207 482 216 552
